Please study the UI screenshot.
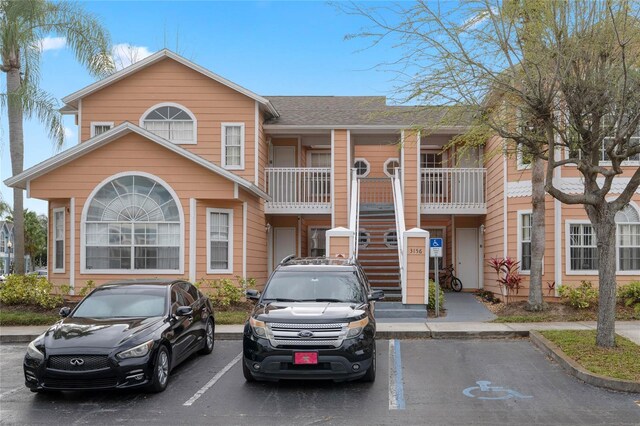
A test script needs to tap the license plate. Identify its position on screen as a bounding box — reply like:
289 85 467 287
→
294 352 318 365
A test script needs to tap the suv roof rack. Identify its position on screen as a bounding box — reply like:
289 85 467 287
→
279 254 297 265
278 257 356 267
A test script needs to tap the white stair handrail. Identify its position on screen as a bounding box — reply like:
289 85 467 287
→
348 168 360 257
391 168 406 299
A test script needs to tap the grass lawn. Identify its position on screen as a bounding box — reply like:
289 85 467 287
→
215 309 249 325
0 311 59 326
540 330 640 382
485 300 639 323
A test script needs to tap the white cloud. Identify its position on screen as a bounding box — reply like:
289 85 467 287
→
63 126 75 141
39 36 66 52
112 43 153 70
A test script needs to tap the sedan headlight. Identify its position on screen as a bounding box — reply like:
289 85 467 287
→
26 340 44 362
346 317 369 338
116 340 154 360
249 317 267 338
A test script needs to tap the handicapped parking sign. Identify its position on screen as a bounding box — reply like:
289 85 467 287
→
430 238 443 258
463 380 533 400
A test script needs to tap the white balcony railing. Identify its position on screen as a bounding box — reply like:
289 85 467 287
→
420 168 487 214
265 167 332 213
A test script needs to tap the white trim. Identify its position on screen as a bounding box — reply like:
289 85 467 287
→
417 131 422 228
615 202 640 274
234 183 239 199
264 124 469 133
4 122 269 200
189 198 197 282
502 149 508 258
384 157 401 178
77 99 82 144
139 102 197 145
69 198 75 292
90 122 114 138
62 49 278 117
516 143 532 170
353 157 371 178
80 171 185 275
452 216 456 266
331 130 335 229
243 202 247 278
517 210 532 275
206 207 234 275
565 220 598 276
297 217 302 257
26 181 30 199
221 122 246 170
254 101 259 185
52 207 65 273
347 130 351 219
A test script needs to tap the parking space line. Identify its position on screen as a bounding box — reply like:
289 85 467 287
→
183 352 242 406
388 339 406 410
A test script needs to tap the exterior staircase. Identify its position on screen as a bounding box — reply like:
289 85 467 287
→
357 209 402 301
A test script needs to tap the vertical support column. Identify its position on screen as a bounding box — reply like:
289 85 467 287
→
332 129 350 228
189 198 197 283
402 130 420 229
326 227 355 259
403 228 430 305
70 197 76 295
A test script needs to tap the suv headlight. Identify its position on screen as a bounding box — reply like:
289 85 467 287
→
27 340 44 362
116 340 154 360
249 317 267 338
346 317 369 338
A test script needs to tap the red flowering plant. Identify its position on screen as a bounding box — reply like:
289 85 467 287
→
488 257 523 305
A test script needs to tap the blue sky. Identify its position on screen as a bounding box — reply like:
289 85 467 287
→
0 1 412 215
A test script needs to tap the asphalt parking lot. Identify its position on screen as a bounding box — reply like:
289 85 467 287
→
1 339 639 425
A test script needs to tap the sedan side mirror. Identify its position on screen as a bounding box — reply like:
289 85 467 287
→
246 289 260 301
368 290 385 302
176 306 193 317
59 307 71 317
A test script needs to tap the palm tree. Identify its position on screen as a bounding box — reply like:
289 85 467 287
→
0 0 114 273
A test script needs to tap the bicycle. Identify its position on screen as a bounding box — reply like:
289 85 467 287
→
438 264 463 292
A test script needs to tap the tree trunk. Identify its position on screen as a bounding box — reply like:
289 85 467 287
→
6 66 25 274
527 156 545 311
586 205 617 348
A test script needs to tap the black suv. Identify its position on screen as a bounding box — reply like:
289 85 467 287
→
243 257 383 383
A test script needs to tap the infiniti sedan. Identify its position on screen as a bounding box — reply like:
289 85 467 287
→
24 279 215 393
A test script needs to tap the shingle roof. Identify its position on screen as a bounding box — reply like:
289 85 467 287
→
264 96 474 128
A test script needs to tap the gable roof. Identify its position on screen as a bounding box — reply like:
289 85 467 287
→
61 49 279 117
264 96 474 130
4 122 269 200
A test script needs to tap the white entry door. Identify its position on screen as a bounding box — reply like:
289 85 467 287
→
456 228 479 289
274 227 296 266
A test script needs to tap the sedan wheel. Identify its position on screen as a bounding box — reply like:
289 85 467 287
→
199 318 215 355
149 346 170 393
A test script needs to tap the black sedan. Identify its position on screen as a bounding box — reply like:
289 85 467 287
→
24 279 215 393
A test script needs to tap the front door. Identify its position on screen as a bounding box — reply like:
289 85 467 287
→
456 228 479 289
274 227 296 265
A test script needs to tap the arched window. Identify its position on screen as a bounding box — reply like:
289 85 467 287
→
141 103 196 144
616 204 640 271
84 174 182 272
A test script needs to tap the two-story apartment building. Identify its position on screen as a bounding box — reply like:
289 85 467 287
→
5 49 639 300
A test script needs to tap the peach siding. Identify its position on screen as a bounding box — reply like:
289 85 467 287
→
405 237 427 304
30 132 262 287
328 236 350 258
353 144 398 179
80 58 259 183
333 130 349 227
240 189 268 285
403 131 420 228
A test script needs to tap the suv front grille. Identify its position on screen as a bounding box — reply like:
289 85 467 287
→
267 322 348 348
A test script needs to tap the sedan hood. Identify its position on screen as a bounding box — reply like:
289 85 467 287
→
43 316 164 350
254 302 366 323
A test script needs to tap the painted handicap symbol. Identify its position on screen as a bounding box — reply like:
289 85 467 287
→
463 380 533 400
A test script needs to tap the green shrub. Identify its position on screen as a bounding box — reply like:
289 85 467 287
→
79 280 95 297
198 277 252 308
0 274 63 309
558 281 598 309
428 280 445 311
618 281 640 314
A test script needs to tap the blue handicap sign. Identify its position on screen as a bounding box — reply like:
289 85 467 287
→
430 238 443 248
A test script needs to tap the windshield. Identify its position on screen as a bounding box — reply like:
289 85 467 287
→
262 271 365 304
73 286 167 318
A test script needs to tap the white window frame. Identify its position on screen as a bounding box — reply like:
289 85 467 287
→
565 220 598 275
308 226 330 257
384 229 398 248
139 102 197 145
221 123 245 170
516 143 532 170
306 150 331 167
517 210 532 275
383 158 400 178
53 207 65 273
353 158 370 178
90 122 114 138
358 229 370 248
615 202 640 274
206 208 234 274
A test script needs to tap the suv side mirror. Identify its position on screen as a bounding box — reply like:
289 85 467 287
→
176 306 193 317
368 290 384 301
59 307 71 317
246 289 260 301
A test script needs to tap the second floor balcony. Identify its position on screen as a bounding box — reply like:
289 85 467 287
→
421 168 487 214
265 167 332 214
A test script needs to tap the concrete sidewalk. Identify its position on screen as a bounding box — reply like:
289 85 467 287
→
2 321 638 344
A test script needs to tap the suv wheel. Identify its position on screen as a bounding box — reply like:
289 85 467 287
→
361 343 376 383
242 360 256 382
